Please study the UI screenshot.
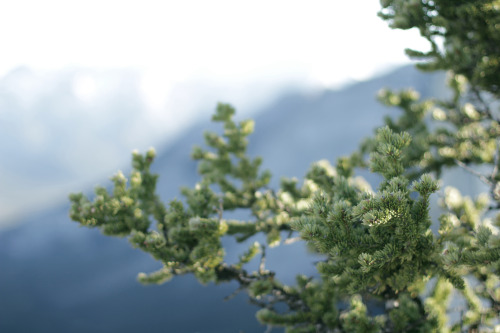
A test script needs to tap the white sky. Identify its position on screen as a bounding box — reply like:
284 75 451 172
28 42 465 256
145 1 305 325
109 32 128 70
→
0 0 428 103
0 0 432 226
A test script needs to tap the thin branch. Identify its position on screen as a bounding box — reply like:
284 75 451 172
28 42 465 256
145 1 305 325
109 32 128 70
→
491 138 500 180
284 237 302 245
224 286 245 301
454 159 492 186
471 87 498 122
489 139 500 210
218 196 224 222
264 325 273 333
259 244 267 274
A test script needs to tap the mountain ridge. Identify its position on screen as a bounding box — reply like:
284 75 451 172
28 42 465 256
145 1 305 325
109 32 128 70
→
0 65 447 332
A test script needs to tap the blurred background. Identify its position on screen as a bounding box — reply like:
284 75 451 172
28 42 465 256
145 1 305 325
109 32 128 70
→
0 1 449 332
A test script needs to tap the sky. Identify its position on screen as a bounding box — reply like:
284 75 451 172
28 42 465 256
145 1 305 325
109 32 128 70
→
1 0 429 111
0 0 431 226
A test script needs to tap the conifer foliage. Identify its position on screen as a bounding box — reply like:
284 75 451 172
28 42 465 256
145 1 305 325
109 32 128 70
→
70 1 500 331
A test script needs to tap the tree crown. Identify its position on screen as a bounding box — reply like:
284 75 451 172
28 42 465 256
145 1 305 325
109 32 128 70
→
70 1 500 331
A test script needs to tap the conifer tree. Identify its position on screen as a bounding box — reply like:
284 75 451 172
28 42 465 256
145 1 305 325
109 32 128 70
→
70 1 500 331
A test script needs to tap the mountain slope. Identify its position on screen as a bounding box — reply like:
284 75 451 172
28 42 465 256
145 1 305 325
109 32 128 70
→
0 65 446 332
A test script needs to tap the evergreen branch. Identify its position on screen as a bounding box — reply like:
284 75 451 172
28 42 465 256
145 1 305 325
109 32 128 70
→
68 2 500 330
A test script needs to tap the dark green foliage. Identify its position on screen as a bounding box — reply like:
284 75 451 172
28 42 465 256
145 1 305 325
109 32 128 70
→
379 0 500 97
69 1 500 331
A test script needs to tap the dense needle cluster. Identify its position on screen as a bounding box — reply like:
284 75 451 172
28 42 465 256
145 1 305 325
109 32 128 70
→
70 1 500 332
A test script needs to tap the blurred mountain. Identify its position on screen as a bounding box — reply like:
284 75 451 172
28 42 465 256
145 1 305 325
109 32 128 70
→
152 65 446 198
0 67 203 226
0 66 306 226
0 65 447 332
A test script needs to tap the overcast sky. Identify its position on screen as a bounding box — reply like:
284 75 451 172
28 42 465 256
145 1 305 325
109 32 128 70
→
1 0 428 111
0 1 433 226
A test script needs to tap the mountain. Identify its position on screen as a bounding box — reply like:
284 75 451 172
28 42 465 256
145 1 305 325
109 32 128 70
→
0 65 447 332
152 66 446 196
0 67 205 226
0 66 298 227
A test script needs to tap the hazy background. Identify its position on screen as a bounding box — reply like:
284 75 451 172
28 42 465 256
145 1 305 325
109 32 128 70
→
0 1 449 332
0 0 429 228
